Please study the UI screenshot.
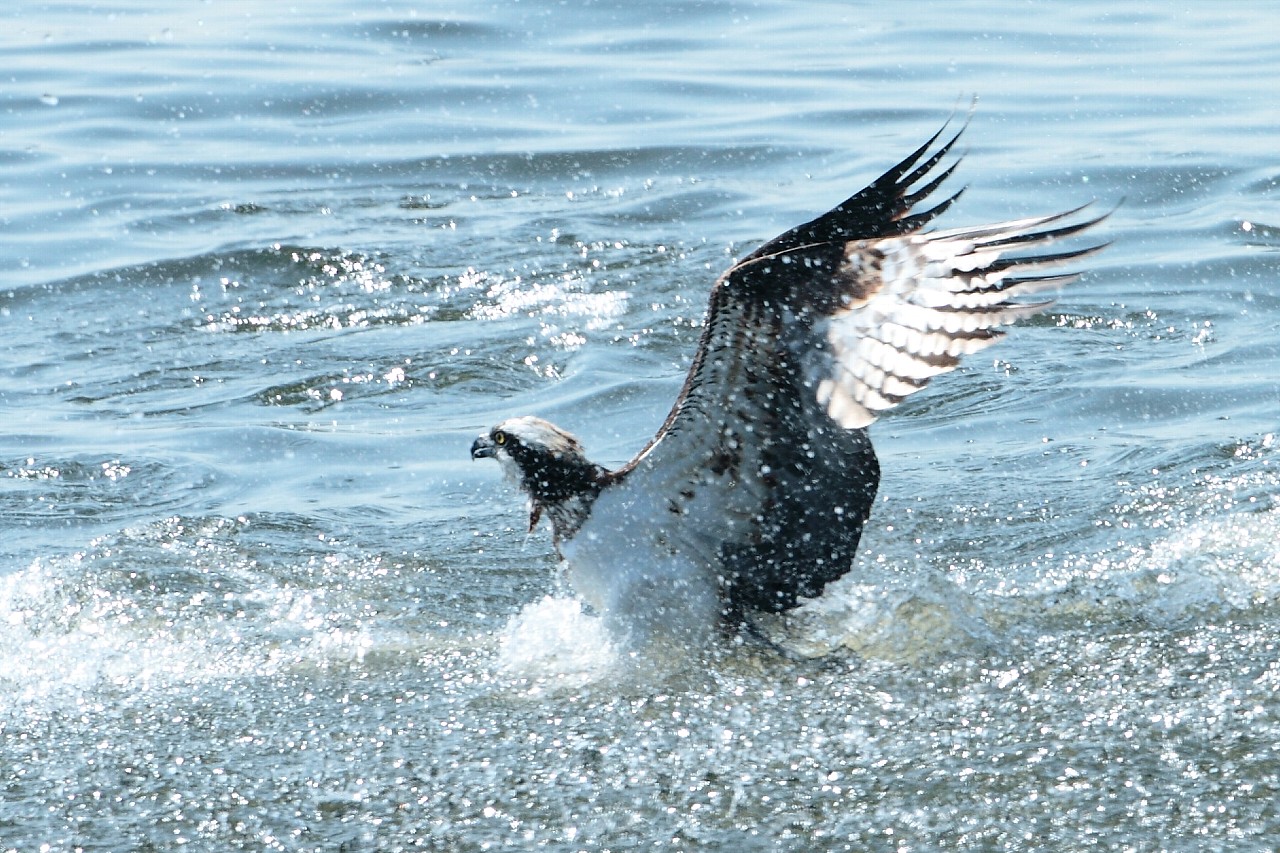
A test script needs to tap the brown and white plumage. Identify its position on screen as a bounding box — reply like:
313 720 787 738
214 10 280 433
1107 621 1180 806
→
471 120 1105 646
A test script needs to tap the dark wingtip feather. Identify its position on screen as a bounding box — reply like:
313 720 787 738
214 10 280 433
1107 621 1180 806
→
896 126 965 195
893 187 965 233
901 157 963 210
739 116 969 263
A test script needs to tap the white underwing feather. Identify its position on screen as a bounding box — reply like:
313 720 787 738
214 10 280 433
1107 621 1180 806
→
812 209 1097 429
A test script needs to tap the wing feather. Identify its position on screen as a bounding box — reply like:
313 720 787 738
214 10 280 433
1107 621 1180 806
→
612 119 1106 615
810 208 1106 429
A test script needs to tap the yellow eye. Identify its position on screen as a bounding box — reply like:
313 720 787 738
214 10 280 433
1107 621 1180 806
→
493 430 507 446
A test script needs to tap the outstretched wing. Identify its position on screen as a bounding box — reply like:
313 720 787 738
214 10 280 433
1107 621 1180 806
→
614 121 1106 616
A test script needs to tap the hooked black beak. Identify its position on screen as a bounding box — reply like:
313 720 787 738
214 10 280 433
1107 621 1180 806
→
471 434 496 460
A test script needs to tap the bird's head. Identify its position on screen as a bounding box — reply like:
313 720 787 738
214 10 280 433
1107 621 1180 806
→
470 416 587 483
471 416 607 537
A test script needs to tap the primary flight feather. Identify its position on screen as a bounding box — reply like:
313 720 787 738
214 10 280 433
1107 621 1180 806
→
471 120 1105 646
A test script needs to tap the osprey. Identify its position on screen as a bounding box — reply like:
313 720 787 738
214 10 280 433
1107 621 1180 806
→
472 122 1104 648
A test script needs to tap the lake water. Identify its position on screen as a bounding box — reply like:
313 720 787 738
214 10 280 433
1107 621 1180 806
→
3 1 1280 849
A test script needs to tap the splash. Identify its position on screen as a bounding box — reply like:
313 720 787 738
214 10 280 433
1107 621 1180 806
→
495 596 616 692
771 569 995 663
1023 506 1280 632
0 517 420 714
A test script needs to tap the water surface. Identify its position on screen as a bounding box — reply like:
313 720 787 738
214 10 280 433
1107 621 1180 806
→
3 2 1280 850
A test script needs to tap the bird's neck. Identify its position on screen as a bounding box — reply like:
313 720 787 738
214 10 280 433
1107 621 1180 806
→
522 456 610 550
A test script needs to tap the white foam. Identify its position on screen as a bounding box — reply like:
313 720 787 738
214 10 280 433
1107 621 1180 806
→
1037 506 1280 628
773 570 994 663
496 596 617 692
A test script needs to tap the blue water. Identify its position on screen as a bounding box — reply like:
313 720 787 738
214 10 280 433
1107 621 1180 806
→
3 1 1280 850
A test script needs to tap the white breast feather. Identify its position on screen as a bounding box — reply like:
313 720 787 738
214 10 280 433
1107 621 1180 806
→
559 442 765 648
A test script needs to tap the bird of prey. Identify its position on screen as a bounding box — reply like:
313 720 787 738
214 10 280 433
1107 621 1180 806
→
471 121 1104 649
